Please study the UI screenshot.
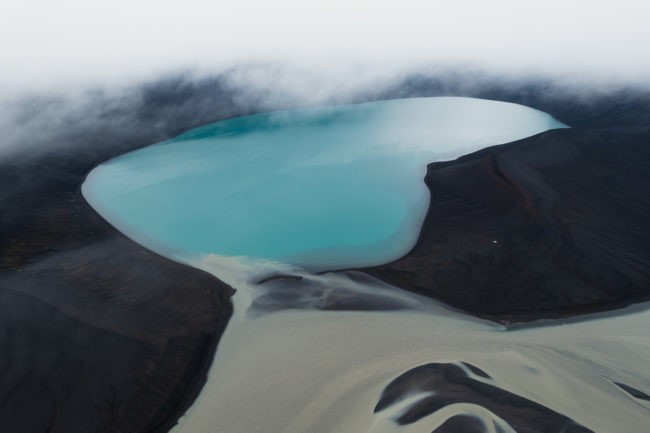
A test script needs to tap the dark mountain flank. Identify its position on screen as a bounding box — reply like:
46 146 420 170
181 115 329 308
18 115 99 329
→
0 78 244 433
362 81 650 322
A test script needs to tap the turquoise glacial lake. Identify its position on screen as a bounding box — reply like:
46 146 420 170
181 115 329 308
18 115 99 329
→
82 97 566 269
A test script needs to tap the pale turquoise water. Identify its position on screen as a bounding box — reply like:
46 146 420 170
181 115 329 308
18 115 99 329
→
82 97 566 269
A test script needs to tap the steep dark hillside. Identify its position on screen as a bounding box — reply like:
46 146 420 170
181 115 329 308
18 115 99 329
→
362 87 650 321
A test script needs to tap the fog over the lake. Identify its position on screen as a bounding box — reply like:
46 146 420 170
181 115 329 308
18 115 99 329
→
2 0 650 159
2 0 650 101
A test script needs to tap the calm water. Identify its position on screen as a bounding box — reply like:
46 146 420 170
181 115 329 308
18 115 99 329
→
82 98 650 433
82 97 565 269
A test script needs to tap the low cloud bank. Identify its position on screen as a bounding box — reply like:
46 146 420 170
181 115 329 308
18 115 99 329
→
2 1 650 99
3 1 650 157
1 62 649 164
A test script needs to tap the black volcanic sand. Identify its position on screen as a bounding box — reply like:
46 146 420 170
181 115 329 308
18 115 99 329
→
0 85 243 432
361 92 650 322
0 178 234 432
375 362 594 432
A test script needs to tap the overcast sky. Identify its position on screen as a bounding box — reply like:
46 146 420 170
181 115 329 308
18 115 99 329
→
1 0 649 99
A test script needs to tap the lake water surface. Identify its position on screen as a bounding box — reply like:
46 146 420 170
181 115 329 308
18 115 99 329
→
83 97 565 269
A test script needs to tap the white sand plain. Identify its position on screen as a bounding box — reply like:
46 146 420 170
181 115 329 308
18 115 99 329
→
169 254 650 433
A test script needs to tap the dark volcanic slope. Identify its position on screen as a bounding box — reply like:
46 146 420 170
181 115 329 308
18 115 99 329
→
0 203 233 433
363 90 650 321
0 80 243 433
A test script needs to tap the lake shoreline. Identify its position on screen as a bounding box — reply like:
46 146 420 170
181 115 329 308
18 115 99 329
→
358 125 650 323
1 76 649 431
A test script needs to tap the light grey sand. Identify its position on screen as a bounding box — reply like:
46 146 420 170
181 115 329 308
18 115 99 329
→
169 254 650 433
